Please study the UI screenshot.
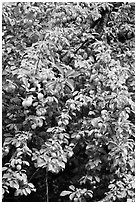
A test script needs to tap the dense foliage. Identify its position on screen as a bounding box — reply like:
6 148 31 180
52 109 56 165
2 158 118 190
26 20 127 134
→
2 2 135 202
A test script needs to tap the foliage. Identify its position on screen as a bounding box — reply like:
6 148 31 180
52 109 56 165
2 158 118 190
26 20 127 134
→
2 2 135 202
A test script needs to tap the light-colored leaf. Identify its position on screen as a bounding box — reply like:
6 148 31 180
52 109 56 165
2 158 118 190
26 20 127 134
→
28 183 35 189
69 185 75 191
69 192 76 200
60 190 72 196
65 70 80 78
65 79 74 92
25 187 31 194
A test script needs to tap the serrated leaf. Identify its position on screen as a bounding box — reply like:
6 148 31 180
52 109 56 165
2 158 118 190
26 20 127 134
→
60 190 72 196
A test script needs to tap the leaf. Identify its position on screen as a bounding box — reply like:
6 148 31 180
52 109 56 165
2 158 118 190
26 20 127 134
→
51 62 64 76
22 188 28 196
28 183 35 189
11 159 15 167
25 187 31 194
95 176 100 183
9 180 19 189
65 79 74 92
2 167 8 171
108 184 115 189
69 185 75 191
23 161 30 166
58 161 65 169
65 70 80 78
91 117 102 127
48 163 55 172
15 141 21 147
60 190 72 196
17 151 23 157
69 192 76 200
2 188 5 195
87 192 93 198
37 158 46 168
14 190 20 196
33 102 39 107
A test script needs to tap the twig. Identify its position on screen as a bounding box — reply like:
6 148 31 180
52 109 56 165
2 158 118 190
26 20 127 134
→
45 168 49 202
28 168 40 182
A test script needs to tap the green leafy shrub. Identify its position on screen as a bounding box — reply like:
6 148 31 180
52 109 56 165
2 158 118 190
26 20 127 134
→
2 2 135 202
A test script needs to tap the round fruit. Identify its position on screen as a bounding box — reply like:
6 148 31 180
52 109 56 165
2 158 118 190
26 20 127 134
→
41 109 46 115
56 18 60 24
70 103 75 110
58 121 62 126
92 69 97 74
4 147 9 154
6 84 16 93
33 80 39 87
62 17 67 22
18 3 22 7
59 134 64 140
83 52 88 60
81 37 85 42
51 152 56 157
94 78 99 83
38 122 43 127
98 122 103 128
75 134 81 140
38 93 44 100
22 100 27 108
68 151 73 157
77 17 82 23
101 109 108 115
24 99 32 106
67 16 71 21
89 90 95 95
16 148 21 152
22 97 33 107
74 198 78 202
31 124 37 129
36 110 42 116
16 164 21 171
96 133 102 138
64 119 69 125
